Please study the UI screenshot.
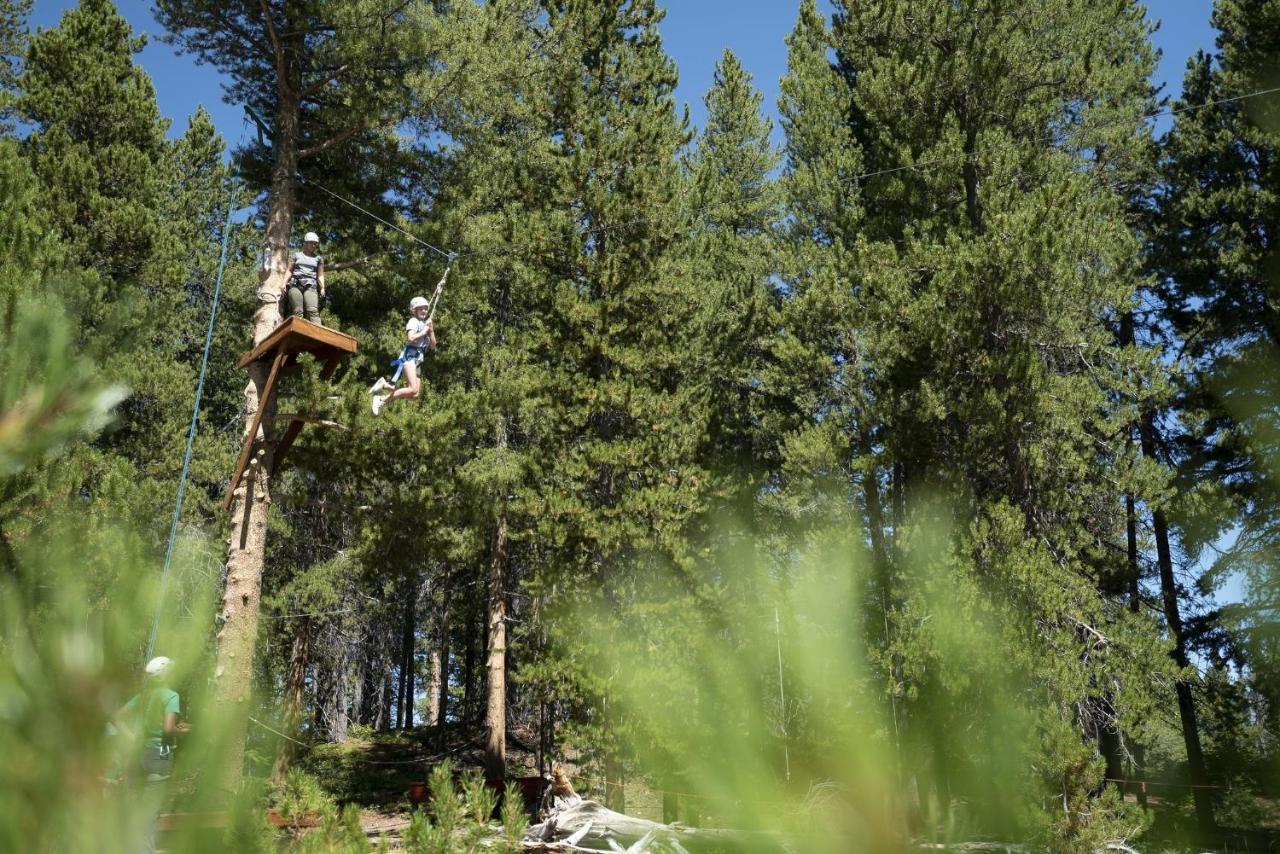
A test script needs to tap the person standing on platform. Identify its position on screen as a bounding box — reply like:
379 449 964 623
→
285 232 326 324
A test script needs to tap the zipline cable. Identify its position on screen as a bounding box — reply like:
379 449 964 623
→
297 171 455 260
146 178 240 662
293 85 1280 268
850 84 1280 184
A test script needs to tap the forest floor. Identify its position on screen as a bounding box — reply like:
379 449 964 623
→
292 722 673 849
290 728 1280 852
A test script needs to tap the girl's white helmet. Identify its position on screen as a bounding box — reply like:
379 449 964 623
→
303 231 320 244
409 296 429 311
145 656 171 678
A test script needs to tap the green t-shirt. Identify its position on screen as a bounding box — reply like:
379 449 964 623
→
123 687 180 749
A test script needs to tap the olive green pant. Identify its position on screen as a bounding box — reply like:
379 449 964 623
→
286 284 320 323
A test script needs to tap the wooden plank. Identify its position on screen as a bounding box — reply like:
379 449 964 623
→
272 419 306 471
275 355 346 470
319 354 342 381
237 317 358 369
223 350 286 510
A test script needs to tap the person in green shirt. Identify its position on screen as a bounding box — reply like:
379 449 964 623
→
115 656 188 781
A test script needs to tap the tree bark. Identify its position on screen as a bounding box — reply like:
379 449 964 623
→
436 599 451 750
428 646 441 728
350 652 365 728
1139 413 1215 839
272 615 312 783
604 692 625 814
380 667 393 732
327 657 349 743
1124 487 1148 807
484 485 509 783
464 601 478 728
397 599 413 730
405 599 416 730
211 39 302 791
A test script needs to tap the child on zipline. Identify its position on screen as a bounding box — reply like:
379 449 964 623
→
370 295 436 416
285 231 325 324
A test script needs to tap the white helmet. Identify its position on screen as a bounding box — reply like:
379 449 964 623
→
303 231 320 244
409 296 429 311
145 656 171 678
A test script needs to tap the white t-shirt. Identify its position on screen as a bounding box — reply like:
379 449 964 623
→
406 317 432 349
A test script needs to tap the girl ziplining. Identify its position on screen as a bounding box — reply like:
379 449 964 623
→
369 263 450 416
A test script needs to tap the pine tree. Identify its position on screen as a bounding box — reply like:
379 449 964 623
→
684 50 782 515
772 0 1174 841
10 1 235 564
18 0 165 283
1156 1 1280 611
1153 0 1280 826
772 0 871 536
155 0 470 783
0 0 31 132
468 0 709 809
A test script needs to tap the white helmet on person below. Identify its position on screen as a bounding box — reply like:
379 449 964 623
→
303 231 320 244
409 296 429 311
145 656 172 679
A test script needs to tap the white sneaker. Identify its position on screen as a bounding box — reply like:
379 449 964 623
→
369 377 392 394
371 393 389 416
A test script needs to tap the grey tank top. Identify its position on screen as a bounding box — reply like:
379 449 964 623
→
290 251 322 287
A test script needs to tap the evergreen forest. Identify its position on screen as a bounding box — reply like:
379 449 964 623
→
2 0 1279 851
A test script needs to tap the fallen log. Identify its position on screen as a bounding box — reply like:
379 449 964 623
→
523 796 789 853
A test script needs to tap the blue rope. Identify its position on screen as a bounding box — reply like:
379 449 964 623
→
147 178 239 661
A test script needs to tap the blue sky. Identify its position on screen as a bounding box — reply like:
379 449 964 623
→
31 1 1219 145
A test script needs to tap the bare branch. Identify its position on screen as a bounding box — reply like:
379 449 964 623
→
299 123 367 159
301 63 350 99
327 252 391 272
259 0 297 99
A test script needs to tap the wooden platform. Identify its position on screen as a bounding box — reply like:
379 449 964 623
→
236 316 358 370
223 318 357 509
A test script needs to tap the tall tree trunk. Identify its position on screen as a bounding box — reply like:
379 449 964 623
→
436 600 451 750
1124 485 1148 807
1098 700 1124 794
405 600 416 730
272 615 312 783
1139 413 1215 838
604 695 625 813
428 647 441 728
212 57 302 792
397 600 413 730
463 603 478 728
328 658 349 743
484 460 510 782
350 654 365 728
380 667 393 732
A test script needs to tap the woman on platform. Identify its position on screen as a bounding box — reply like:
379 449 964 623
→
285 231 326 324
